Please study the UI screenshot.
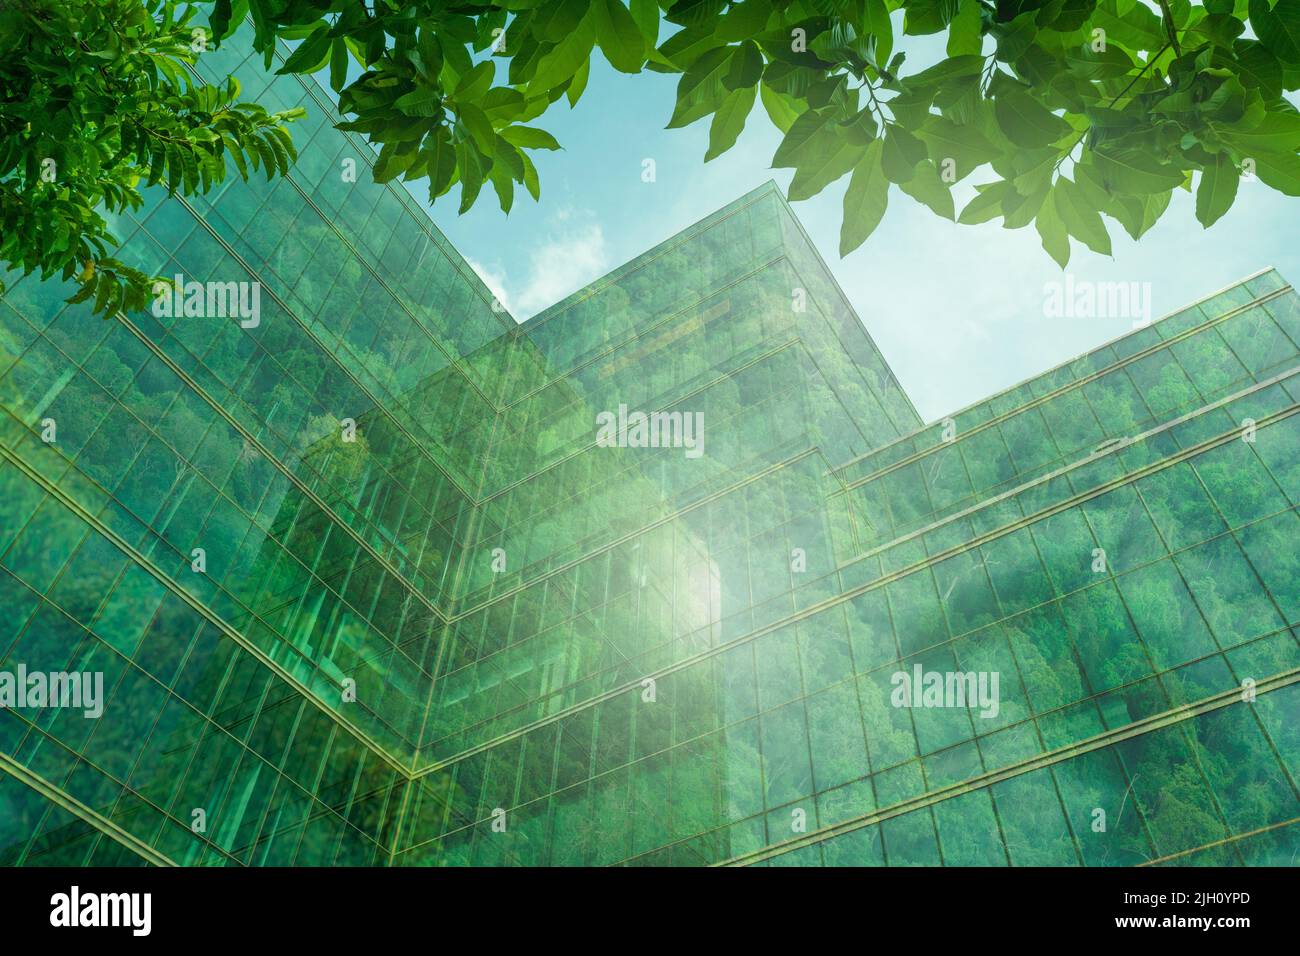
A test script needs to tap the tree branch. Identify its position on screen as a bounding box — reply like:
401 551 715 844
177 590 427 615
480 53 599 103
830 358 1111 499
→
1053 41 1172 173
1156 0 1182 56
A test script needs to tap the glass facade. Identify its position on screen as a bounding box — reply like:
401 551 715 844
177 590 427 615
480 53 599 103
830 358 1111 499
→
0 27 1297 867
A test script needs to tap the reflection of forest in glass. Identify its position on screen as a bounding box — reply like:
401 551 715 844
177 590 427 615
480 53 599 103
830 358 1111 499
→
0 24 1296 867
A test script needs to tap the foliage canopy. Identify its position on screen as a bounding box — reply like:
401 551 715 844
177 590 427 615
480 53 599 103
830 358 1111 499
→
4 0 1300 315
230 0 1300 263
0 0 306 315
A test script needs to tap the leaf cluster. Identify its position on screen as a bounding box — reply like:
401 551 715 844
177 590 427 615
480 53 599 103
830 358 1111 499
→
220 0 1300 263
1 0 304 315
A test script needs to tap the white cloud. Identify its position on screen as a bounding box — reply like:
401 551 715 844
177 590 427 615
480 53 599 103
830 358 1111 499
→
474 209 611 320
514 218 610 317
467 258 512 314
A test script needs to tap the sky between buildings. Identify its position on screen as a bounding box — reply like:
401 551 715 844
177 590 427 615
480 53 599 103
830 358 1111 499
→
395 24 1300 424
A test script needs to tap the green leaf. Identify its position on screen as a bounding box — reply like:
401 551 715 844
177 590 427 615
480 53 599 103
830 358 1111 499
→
500 125 563 150
788 132 863 201
489 160 515 213
706 85 757 161
760 83 800 133
994 88 1073 149
840 139 889 255
773 109 832 167
947 0 982 57
1010 147 1062 197
248 0 275 64
374 142 417 184
1249 0 1300 61
905 0 962 36
278 26 331 75
1090 0 1166 51
1232 40 1284 98
209 0 247 43
1053 177 1112 254
865 0 895 71
668 46 733 128
537 1 586 43
898 160 955 219
457 142 486 213
483 87 527 122
914 114 999 177
529 9 597 93
657 25 723 70
567 58 591 107
418 28 443 78
959 180 1015 224
395 86 443 117
93 272 114 316
1217 109 1300 154
882 125 929 184
520 149 541 200
1253 151 1300 194
1109 189 1172 240
666 0 728 29
1195 152 1240 227
456 61 495 102
439 33 474 81
630 0 661 45
329 38 349 92
166 143 183 192
1090 149 1186 194
898 54 984 95
424 130 458 200
1064 43 1135 81
457 103 495 152
224 134 250 181
1035 193 1071 268
725 40 765 90
1074 164 1169 239
594 0 646 73
1188 13 1247 49
717 0 774 41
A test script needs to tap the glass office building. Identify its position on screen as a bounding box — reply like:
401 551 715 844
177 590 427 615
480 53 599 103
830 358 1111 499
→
1 28 1297 867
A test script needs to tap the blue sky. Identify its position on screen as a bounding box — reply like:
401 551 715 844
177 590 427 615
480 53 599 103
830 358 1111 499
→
393 28 1300 423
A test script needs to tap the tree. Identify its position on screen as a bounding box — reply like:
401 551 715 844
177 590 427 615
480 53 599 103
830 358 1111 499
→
234 0 1300 259
0 0 304 316
5 1 1300 317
